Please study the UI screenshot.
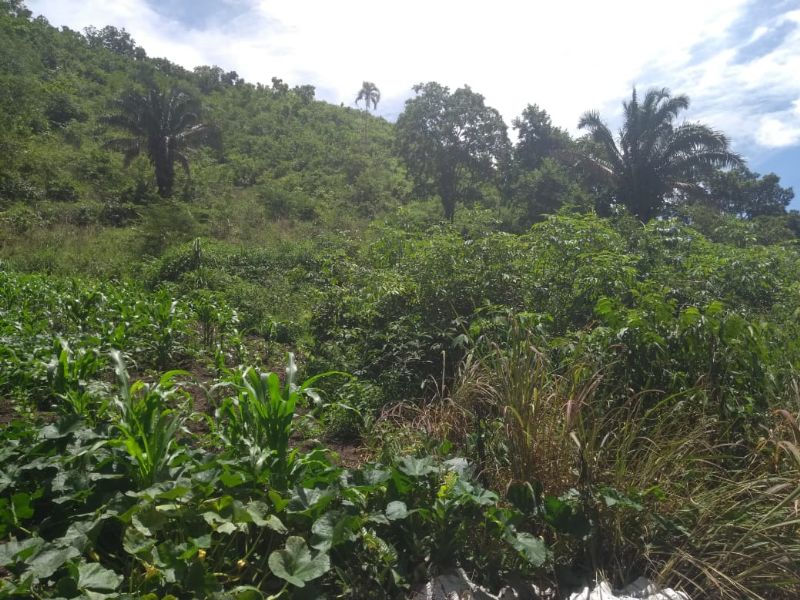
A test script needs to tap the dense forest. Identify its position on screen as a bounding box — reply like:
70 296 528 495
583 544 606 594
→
1 1 799 598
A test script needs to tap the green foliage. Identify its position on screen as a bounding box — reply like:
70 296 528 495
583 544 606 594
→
215 357 339 488
396 82 510 220
103 86 215 198
1 4 800 597
704 165 794 218
578 87 742 221
111 351 188 486
512 104 572 171
46 338 104 419
507 157 589 228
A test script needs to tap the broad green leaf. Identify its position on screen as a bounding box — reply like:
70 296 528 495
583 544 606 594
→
268 536 330 588
508 532 548 567
78 562 122 591
217 522 237 535
288 488 334 513
11 493 34 522
26 546 80 579
58 519 101 552
468 488 499 506
246 501 287 533
123 527 154 556
311 511 361 551
132 508 167 537
442 457 470 475
156 486 192 501
0 537 44 566
361 466 391 486
396 456 436 477
231 586 264 600
220 469 247 488
40 414 83 439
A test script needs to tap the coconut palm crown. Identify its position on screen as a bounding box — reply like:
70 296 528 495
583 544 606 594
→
578 87 742 221
355 81 380 113
103 87 212 197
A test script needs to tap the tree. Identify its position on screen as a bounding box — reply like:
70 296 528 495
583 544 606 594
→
705 166 793 218
193 65 242 94
578 87 742 221
396 82 510 220
355 81 380 113
513 104 571 171
83 25 141 57
355 81 380 143
507 104 584 224
509 158 589 228
103 87 213 197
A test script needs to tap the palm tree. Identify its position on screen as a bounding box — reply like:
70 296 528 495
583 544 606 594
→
355 81 380 113
103 88 212 197
578 88 742 221
355 81 380 143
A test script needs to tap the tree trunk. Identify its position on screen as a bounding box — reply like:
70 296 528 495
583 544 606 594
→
153 142 174 197
440 172 457 222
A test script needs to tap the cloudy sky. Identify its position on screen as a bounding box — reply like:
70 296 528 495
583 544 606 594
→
28 0 800 209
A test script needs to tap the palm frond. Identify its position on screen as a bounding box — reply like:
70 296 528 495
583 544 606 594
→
577 87 741 220
175 123 210 145
667 151 743 176
104 137 139 153
578 111 624 173
104 86 211 196
104 138 142 167
100 113 143 134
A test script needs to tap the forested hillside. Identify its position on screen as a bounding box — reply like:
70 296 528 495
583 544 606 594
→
1 2 800 599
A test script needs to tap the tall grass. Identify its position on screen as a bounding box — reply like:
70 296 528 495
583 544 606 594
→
426 323 800 597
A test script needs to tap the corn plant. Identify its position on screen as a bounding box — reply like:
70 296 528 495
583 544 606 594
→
144 292 189 369
46 338 105 419
110 350 189 486
215 354 342 489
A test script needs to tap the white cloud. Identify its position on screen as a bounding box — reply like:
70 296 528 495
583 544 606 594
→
756 115 800 147
640 7 800 156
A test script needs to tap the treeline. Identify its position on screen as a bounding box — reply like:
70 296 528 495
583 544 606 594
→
1 0 796 252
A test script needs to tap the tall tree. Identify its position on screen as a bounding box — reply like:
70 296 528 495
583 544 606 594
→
705 166 794 218
396 82 509 220
355 81 380 113
355 81 380 143
83 25 141 57
103 87 213 197
507 104 583 225
513 104 571 171
578 87 741 221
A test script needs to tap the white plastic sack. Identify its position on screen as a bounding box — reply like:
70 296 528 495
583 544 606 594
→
567 577 689 600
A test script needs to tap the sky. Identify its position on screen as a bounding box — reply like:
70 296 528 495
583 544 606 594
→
27 0 800 210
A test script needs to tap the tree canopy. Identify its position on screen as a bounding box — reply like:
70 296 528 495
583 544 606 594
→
355 81 380 112
578 87 742 221
396 82 509 220
103 87 213 197
512 104 572 171
705 166 794 218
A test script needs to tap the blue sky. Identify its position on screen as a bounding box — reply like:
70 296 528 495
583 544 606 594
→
28 0 800 210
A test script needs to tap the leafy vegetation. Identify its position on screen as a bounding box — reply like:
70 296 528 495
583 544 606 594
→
103 87 216 197
577 88 742 221
1 2 800 598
